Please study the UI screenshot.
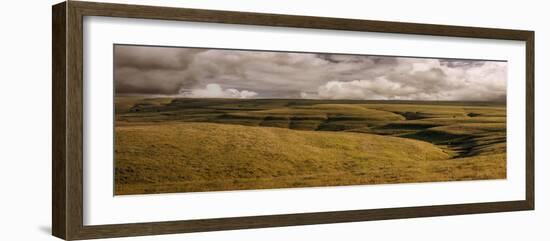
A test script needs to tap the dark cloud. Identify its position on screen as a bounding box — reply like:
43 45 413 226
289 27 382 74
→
115 45 204 70
439 59 486 68
114 45 507 101
115 45 205 94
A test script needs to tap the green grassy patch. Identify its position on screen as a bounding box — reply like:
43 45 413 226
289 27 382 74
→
114 97 507 195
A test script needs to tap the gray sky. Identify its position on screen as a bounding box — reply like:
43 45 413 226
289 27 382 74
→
114 45 507 101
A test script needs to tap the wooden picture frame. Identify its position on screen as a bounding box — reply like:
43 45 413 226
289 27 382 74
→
52 1 534 240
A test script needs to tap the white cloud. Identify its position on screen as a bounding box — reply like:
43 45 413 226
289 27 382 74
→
303 60 507 101
116 45 507 101
313 78 412 100
179 83 258 99
300 92 320 99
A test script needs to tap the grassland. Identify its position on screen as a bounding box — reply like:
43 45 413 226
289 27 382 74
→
115 97 506 195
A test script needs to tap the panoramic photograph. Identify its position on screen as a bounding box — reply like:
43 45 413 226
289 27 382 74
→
114 44 507 195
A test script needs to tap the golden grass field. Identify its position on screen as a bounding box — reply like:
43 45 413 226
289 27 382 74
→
114 97 506 195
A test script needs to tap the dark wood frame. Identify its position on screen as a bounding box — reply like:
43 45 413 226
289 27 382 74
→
52 1 535 240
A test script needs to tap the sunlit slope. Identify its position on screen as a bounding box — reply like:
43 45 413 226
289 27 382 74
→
117 97 506 158
117 98 504 134
117 98 406 131
115 122 504 195
218 104 405 130
360 104 506 158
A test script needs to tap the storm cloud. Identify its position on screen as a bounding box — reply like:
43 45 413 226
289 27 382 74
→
114 45 507 101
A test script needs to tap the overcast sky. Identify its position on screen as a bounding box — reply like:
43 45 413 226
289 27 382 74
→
114 45 507 101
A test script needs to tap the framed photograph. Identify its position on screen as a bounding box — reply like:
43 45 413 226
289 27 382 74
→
52 1 534 240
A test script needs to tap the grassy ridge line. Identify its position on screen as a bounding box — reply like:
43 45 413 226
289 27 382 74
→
115 122 505 195
114 97 507 194
117 97 506 158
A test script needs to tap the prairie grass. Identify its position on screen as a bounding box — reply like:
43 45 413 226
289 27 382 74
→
115 97 506 195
